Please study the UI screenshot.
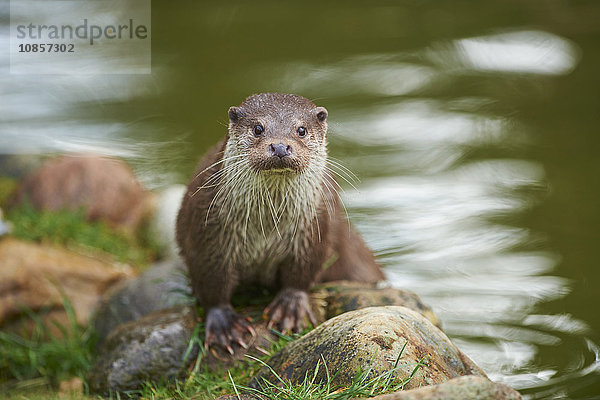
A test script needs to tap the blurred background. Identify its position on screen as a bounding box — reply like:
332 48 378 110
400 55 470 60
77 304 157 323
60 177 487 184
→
2 1 600 398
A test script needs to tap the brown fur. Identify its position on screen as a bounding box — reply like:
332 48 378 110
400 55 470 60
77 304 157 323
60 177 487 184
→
176 93 383 348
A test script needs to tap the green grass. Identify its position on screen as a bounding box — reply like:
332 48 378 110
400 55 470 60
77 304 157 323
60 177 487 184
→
238 342 426 400
132 329 301 400
1 310 424 400
5 202 161 267
1 195 423 400
131 332 425 400
0 298 96 396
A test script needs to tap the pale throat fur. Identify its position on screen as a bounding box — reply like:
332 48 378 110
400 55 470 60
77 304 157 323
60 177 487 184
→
201 121 332 286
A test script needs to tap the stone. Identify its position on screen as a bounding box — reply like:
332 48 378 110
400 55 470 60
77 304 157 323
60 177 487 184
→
92 258 192 349
87 306 199 395
88 281 447 393
0 237 133 335
369 375 522 400
0 154 44 179
58 377 84 396
0 207 10 236
250 306 485 391
7 154 155 233
148 184 186 259
316 281 441 328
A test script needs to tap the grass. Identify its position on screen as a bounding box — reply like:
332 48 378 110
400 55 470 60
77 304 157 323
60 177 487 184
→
0 298 96 396
1 188 424 399
237 342 427 400
133 331 426 400
5 202 161 267
132 328 302 400
0 305 425 400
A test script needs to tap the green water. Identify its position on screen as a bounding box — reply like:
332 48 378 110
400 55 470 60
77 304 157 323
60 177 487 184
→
2 1 600 398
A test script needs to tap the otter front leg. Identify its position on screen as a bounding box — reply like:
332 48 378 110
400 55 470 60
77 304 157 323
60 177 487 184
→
265 287 317 333
190 263 254 354
265 257 319 333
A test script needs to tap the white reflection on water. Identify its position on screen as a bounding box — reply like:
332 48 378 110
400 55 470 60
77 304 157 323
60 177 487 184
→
332 98 575 387
281 55 435 97
334 104 578 388
0 31 172 186
454 30 579 75
425 30 579 76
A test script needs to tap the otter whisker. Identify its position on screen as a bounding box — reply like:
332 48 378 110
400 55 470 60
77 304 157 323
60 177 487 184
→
328 157 360 183
265 187 282 239
316 183 335 221
322 172 349 222
193 153 245 180
191 158 247 197
205 159 249 224
322 169 348 195
222 163 251 228
257 176 267 240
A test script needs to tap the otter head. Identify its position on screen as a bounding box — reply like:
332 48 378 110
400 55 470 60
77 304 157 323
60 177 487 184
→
227 93 328 174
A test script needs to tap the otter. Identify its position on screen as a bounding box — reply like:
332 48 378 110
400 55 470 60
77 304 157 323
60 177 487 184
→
176 93 384 353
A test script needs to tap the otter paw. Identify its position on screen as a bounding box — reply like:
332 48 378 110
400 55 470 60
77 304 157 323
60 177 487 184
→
264 288 317 333
205 305 255 355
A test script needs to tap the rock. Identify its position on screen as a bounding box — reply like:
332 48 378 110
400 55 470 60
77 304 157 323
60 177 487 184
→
0 207 10 236
58 377 84 396
149 185 186 259
87 306 199 395
92 258 192 349
7 154 155 233
368 375 522 400
0 154 44 179
88 282 446 393
0 237 133 335
316 281 441 328
250 306 485 391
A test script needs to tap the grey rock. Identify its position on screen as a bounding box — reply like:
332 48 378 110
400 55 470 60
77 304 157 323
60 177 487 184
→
92 258 192 349
250 306 485 391
369 375 522 400
0 154 44 179
87 305 199 396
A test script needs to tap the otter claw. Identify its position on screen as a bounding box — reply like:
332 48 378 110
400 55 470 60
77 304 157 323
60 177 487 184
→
205 305 254 355
265 287 315 333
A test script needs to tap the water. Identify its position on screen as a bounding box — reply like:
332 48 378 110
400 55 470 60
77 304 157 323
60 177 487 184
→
2 1 600 398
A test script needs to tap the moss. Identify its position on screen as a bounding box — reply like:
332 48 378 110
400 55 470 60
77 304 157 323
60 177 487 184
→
0 177 17 208
5 203 159 267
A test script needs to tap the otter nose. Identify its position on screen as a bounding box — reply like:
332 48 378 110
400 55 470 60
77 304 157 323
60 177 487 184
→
268 143 292 158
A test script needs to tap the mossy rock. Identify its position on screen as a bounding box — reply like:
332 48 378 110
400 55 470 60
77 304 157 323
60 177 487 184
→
315 281 441 328
250 306 485 391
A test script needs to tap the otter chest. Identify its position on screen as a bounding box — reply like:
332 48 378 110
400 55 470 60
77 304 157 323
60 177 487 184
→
214 168 322 285
223 218 303 286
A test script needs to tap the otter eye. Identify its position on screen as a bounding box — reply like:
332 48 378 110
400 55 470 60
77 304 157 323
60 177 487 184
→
297 126 307 137
253 124 264 137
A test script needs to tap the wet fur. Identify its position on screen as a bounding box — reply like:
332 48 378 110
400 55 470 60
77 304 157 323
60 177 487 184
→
176 93 383 337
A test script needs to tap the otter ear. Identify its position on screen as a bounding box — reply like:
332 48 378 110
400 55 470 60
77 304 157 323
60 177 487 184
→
315 107 328 122
228 106 243 123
